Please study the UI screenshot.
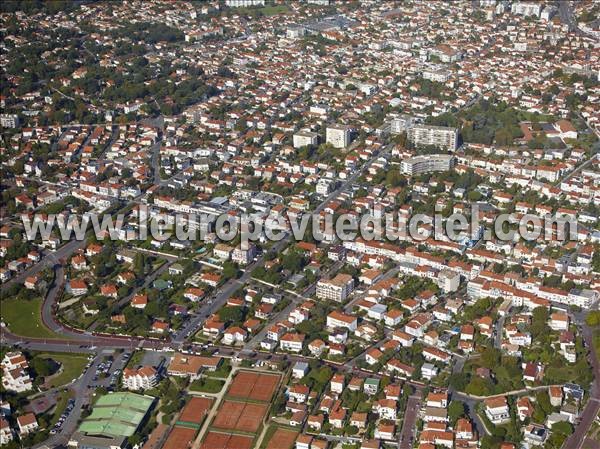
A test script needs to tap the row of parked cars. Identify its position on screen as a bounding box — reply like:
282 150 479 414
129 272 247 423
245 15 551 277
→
49 397 75 435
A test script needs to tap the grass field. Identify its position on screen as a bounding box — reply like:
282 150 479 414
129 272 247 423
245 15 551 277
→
207 359 232 379
37 353 89 388
233 5 289 16
259 5 289 15
1 298 61 339
190 377 225 394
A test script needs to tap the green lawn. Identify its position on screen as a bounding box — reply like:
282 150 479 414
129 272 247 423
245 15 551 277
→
1 298 61 339
207 359 232 379
260 5 289 15
37 353 89 388
233 4 289 16
190 377 224 394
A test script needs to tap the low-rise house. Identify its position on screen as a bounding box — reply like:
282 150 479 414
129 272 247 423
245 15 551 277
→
307 414 324 431
374 399 397 420
292 362 309 379
517 396 534 421
69 279 88 296
326 311 358 331
329 406 347 429
426 392 448 408
350 412 367 429
288 384 310 403
330 374 345 394
549 386 563 407
421 363 438 380
363 378 380 396
386 359 415 378
280 333 305 353
384 309 403 327
374 422 395 440
365 348 383 366
17 413 38 436
0 418 12 444
131 294 148 309
151 320 169 333
484 396 510 424
549 312 569 331
222 326 247 345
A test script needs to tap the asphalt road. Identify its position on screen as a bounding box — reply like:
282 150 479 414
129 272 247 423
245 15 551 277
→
562 315 600 449
398 391 422 449
2 240 86 289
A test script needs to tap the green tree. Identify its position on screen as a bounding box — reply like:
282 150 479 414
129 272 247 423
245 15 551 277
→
481 347 501 370
218 306 244 323
447 400 466 425
585 311 600 327
309 366 332 387
222 261 240 280
134 252 145 278
449 373 469 392
531 307 550 340
31 357 54 377
465 376 493 396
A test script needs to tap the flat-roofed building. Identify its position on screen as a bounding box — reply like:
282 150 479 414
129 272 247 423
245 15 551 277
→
317 273 354 301
390 114 414 134
407 124 458 151
69 392 155 449
167 353 223 379
400 154 456 175
293 130 319 148
326 124 351 149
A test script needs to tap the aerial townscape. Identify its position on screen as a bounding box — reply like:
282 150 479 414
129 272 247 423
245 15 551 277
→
0 1 600 449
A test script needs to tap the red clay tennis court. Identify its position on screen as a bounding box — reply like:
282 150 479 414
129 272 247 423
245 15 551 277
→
212 400 267 433
236 402 268 433
265 428 298 449
227 371 281 402
200 431 253 449
162 426 197 449
179 397 213 424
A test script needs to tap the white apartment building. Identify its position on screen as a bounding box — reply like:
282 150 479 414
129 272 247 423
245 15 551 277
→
511 2 542 17
0 114 19 128
400 154 456 176
568 289 597 309
422 67 450 82
122 366 159 391
390 114 414 134
232 244 256 265
293 131 319 148
225 0 264 7
316 179 335 195
317 274 354 302
407 125 459 151
1 352 32 393
326 124 351 149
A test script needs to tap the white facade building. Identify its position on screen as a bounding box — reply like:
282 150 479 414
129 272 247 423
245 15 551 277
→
407 125 459 151
326 124 351 149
